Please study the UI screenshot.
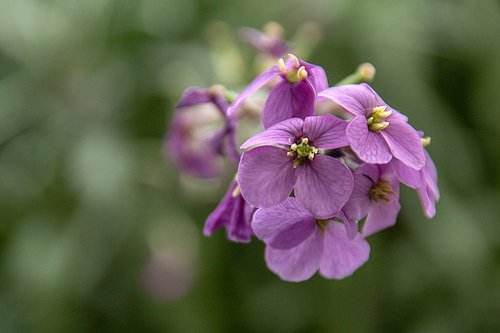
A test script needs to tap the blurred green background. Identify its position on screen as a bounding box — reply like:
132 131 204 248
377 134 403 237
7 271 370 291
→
0 0 499 332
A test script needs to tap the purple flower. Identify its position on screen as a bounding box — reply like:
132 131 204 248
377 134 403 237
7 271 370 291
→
227 54 328 129
319 84 425 170
238 115 353 219
204 180 255 243
166 87 239 178
239 23 290 58
343 163 401 236
252 198 370 282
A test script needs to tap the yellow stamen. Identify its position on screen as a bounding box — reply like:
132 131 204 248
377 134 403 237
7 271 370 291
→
297 66 308 80
232 184 241 197
288 53 300 68
421 136 431 147
369 122 389 131
278 58 287 74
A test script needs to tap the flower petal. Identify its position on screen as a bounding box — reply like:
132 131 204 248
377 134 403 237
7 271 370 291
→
303 62 329 93
318 84 379 116
347 116 392 164
390 158 423 189
262 79 316 129
240 117 303 150
239 27 289 58
252 198 316 250
417 185 436 219
203 181 238 236
362 197 401 237
295 154 354 219
342 163 379 223
265 228 323 282
319 222 370 280
338 209 358 240
176 87 211 108
423 150 440 200
238 146 296 208
381 121 425 170
227 66 282 117
303 115 349 149
417 151 439 218
166 120 222 178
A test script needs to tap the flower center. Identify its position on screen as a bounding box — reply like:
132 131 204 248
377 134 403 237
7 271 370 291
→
315 219 330 231
287 137 319 168
278 54 308 83
366 106 391 131
368 180 396 202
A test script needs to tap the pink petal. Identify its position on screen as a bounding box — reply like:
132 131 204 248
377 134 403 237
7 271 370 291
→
423 150 440 200
338 209 358 240
303 115 349 149
417 151 439 218
252 198 316 250
342 163 379 223
240 117 303 150
319 222 370 280
295 154 354 219
262 79 315 129
238 146 295 208
417 185 436 219
265 228 323 282
318 84 379 116
227 66 281 117
390 158 424 189
381 121 426 170
304 63 328 93
362 197 401 237
347 116 392 164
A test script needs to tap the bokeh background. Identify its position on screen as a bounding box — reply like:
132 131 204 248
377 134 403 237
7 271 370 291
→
0 0 499 332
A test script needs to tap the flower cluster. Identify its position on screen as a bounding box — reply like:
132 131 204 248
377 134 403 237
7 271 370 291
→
166 24 439 282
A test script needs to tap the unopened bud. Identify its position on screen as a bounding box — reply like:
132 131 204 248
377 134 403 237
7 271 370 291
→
263 21 284 38
357 63 376 82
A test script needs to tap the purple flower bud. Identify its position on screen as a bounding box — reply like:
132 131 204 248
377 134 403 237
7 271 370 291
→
204 180 255 243
252 198 370 282
227 55 328 129
319 84 426 170
238 115 353 219
239 23 290 58
166 87 239 178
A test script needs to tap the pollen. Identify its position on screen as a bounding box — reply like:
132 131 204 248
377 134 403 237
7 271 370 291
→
315 219 330 231
421 136 431 147
367 105 391 131
288 137 318 168
368 180 396 202
277 54 308 83
278 58 287 74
